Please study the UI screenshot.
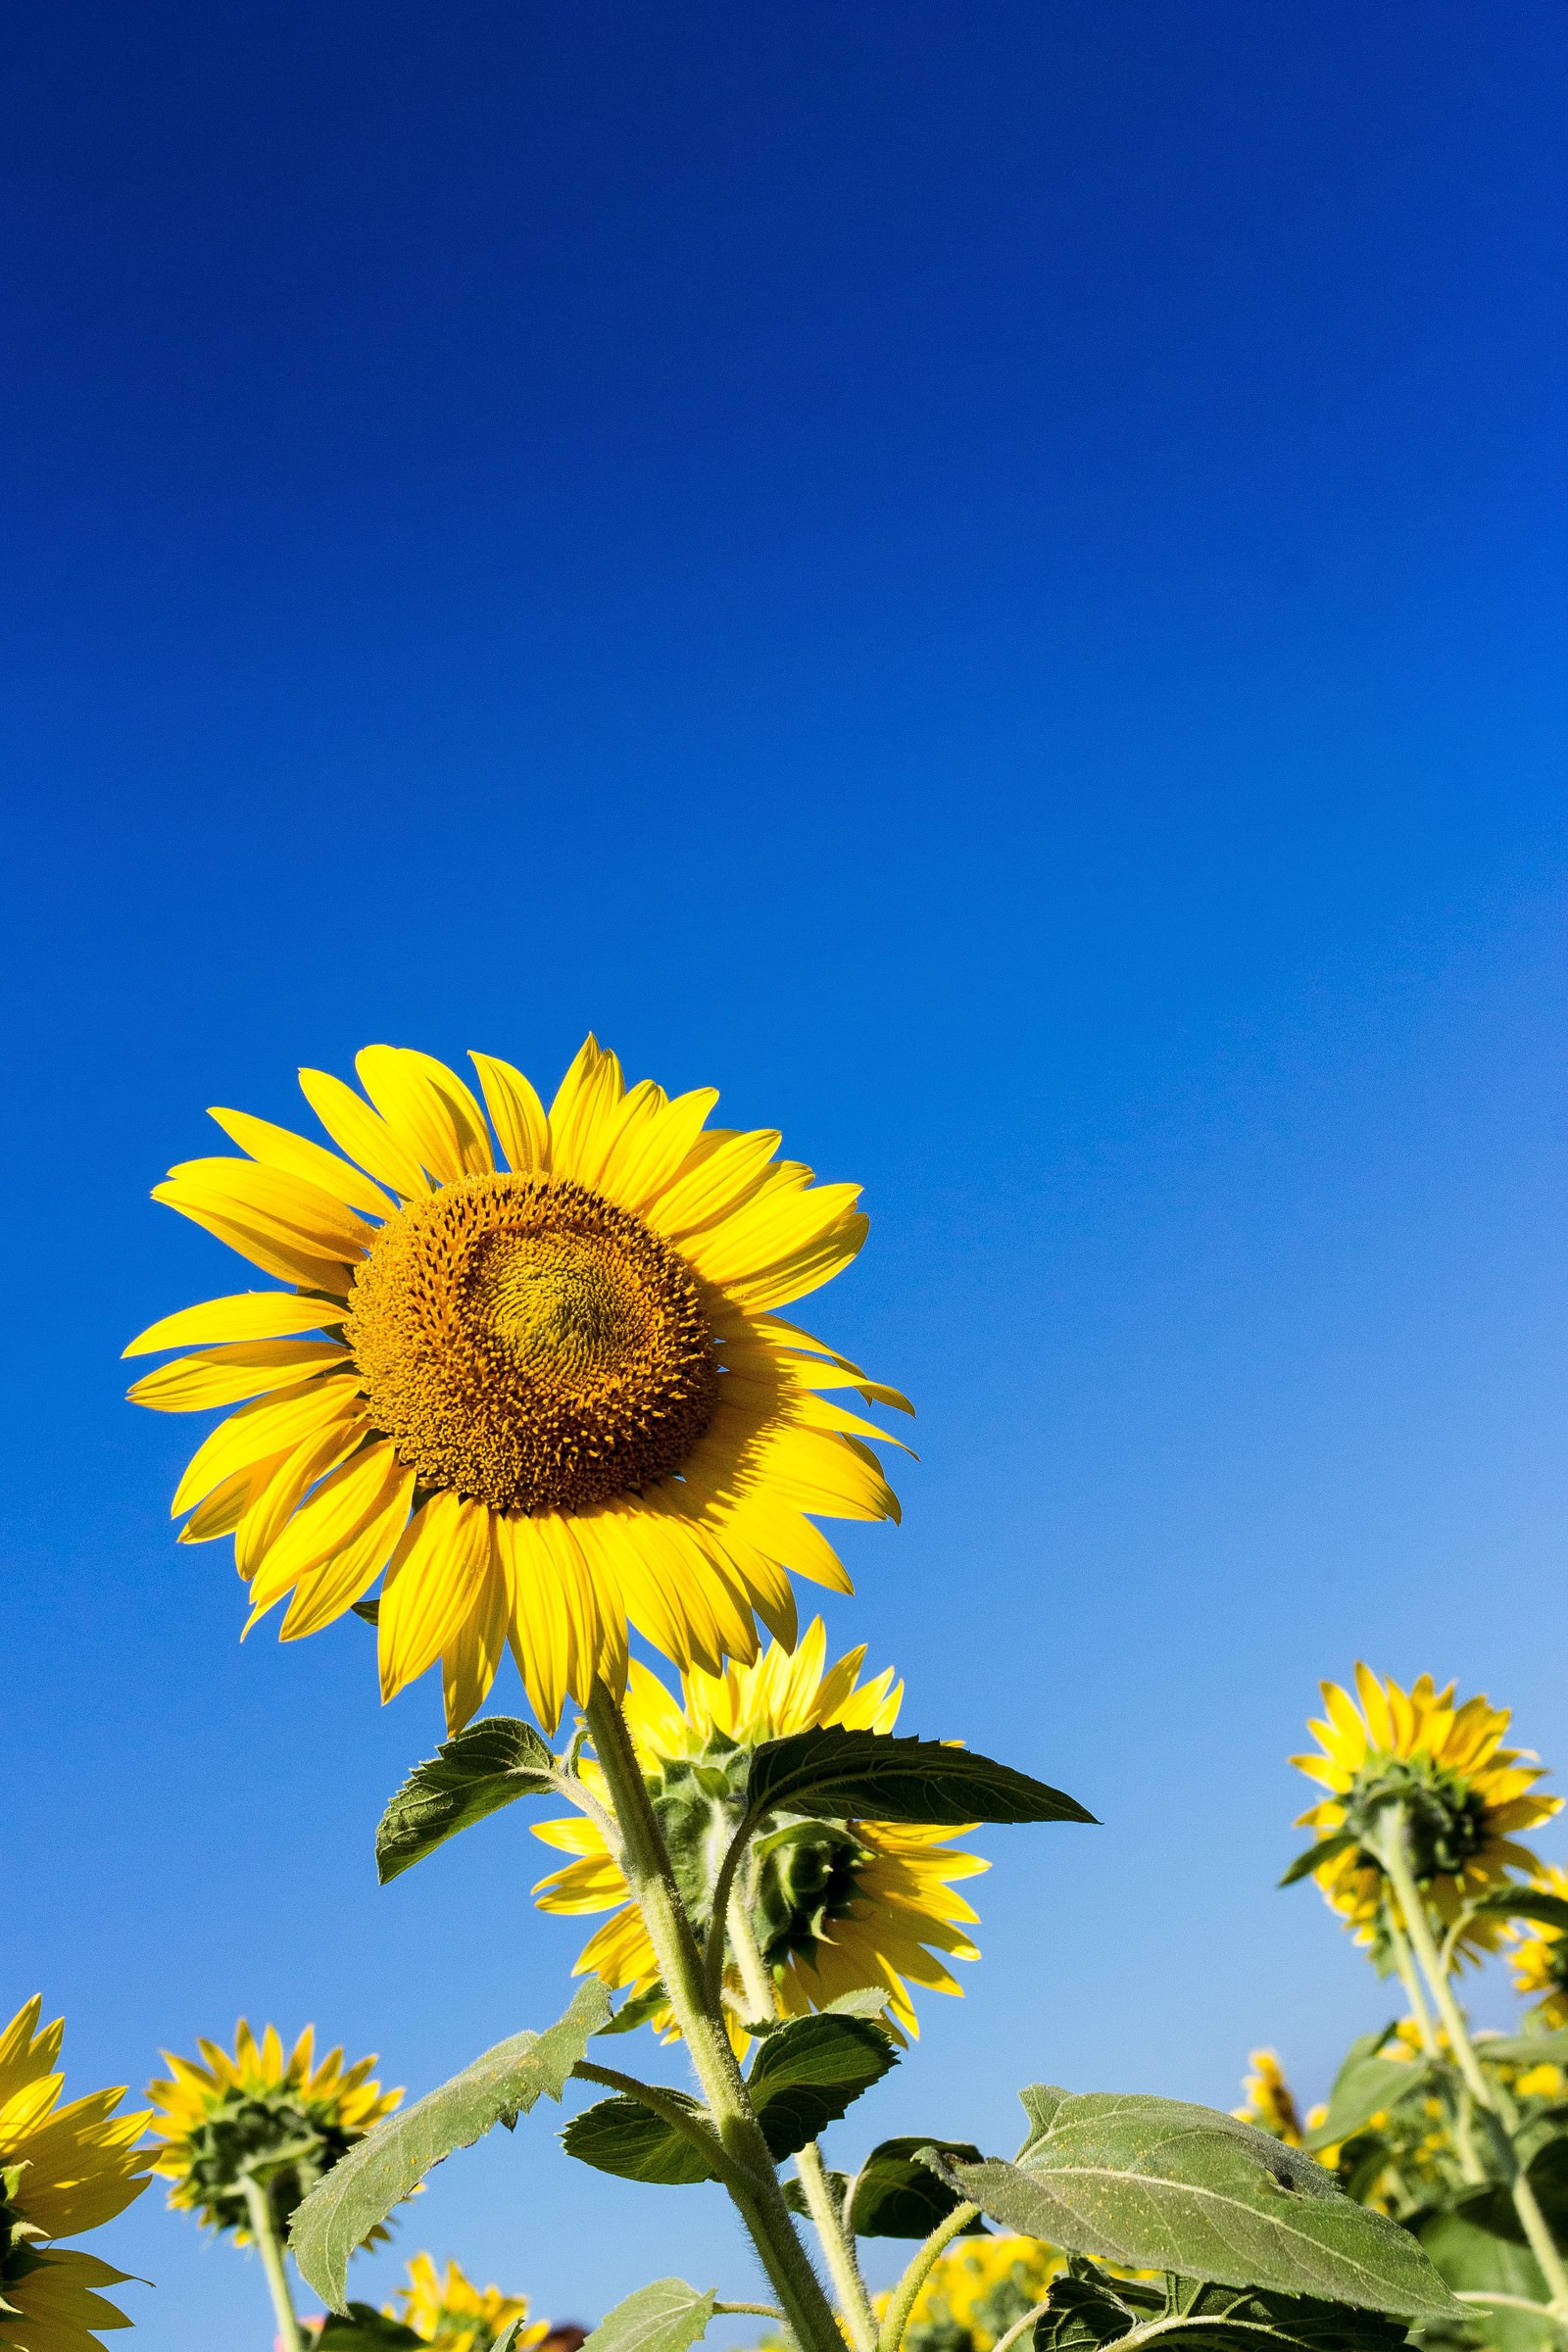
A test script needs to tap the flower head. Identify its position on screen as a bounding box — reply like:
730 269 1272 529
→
1290 1666 1558 1961
1233 2051 1304 2148
534 1620 986 2041
146 2024 401 2241
127 1041 906 1731
0 1996 150 2352
1507 1864 1568 2029
387 2253 546 2352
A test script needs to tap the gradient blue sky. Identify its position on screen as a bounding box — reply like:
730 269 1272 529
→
4 6 1565 2347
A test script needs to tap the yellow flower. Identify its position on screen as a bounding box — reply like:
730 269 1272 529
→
1507 1864 1568 2029
146 2024 401 2242
876 2235 1062 2352
0 1996 150 2352
1290 1665 1558 1958
387 2252 546 2352
127 1040 906 1732
533 1620 986 2040
1233 2050 1304 2147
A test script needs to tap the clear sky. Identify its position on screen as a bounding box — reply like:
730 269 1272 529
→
4 6 1564 2348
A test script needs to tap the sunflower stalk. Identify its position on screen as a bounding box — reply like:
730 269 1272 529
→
583 1681 846 2352
875 2196 983 2352
242 2175 305 2352
1374 1801 1568 2313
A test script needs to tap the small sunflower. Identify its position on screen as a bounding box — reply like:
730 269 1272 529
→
1506 1864 1568 2030
533 1620 986 2041
879 2236 1063 2352
146 2024 401 2243
126 1040 906 1732
386 2253 546 2352
1290 1666 1558 1960
1233 2050 1304 2148
0 1996 150 2352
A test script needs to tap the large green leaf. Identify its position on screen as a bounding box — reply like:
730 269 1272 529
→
577 2280 716 2352
290 1982 611 2307
562 2094 719 2186
314 2308 422 2349
743 1727 1097 1828
746 2015 897 2161
1475 2030 1568 2067
845 2135 989 2237
1303 2059 1437 2154
1469 1891 1568 1936
1418 2205 1555 2352
932 2091 1462 2320
375 1717 558 1884
1034 2263 1411 2352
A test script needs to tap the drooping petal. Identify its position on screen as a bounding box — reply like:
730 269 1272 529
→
124 1291 350 1356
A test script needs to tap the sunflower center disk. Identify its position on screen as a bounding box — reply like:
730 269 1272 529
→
348 1174 719 1513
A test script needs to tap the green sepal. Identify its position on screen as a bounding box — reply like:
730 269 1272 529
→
846 2136 989 2237
375 1717 559 1884
744 1726 1096 1829
1279 1838 1361 1889
596 1987 671 2038
290 1981 611 2308
931 2090 1463 2321
577 2279 717 2352
1468 1891 1568 1936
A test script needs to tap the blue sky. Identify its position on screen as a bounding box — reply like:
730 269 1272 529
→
3 5 1565 2347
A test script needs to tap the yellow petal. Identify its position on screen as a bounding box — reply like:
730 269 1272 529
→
235 1418 373 1579
246 1443 411 1613
377 1492 493 1698
127 1343 351 1412
602 1086 720 1217
123 1292 349 1356
469 1052 550 1173
442 1536 512 1732
161 1157 375 1262
150 1185 354 1294
171 1379 366 1514
177 1460 284 1544
299 1066 431 1199
720 1213 869 1311
206 1106 397 1219
356 1046 493 1184
644 1128 782 1240
278 1470 415 1640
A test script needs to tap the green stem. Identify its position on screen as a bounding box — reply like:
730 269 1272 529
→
991 2300 1053 2352
242 2177 304 2352
584 1683 843 2352
1377 1806 1568 2312
725 1870 879 2352
877 2200 981 2352
570 2060 740 2188
715 2305 788 2322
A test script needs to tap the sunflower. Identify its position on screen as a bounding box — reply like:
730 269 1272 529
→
0 1996 150 2352
1506 1863 1568 2030
1233 2050 1304 2148
384 2252 546 2352
146 2024 401 2242
878 2236 1063 2352
533 1619 985 2041
1290 1666 1558 1960
126 1040 906 1732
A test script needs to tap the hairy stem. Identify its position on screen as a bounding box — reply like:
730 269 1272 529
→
584 1682 843 2352
991 2299 1053 2352
242 2177 303 2352
878 2200 981 2352
1377 1806 1568 2312
570 2059 739 2188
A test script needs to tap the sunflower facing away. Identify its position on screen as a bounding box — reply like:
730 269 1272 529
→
1291 1665 1559 1960
1507 1863 1568 2030
533 1618 985 2041
146 2024 401 2242
1232 2050 1305 2148
385 2253 546 2352
126 1040 906 1731
0 1997 150 2352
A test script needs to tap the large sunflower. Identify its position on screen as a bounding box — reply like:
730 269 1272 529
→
0 1997 150 2352
146 2023 401 2242
533 1619 985 2040
127 1040 906 1731
1291 1665 1558 1959
385 2252 546 2352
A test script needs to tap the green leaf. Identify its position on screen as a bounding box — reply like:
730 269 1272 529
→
314 2307 423 2349
744 1726 1097 1829
290 1981 611 2308
562 2094 719 2186
1475 2030 1568 2067
577 2280 716 2352
746 2014 897 2162
1019 2084 1073 2150
1279 1838 1362 1890
1035 2263 1412 2352
733 1985 893 2041
932 2091 1463 2320
375 1717 558 1884
846 2136 989 2238
596 1986 670 2038
1469 1892 1568 1936
1418 2205 1555 2352
1303 2059 1437 2153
